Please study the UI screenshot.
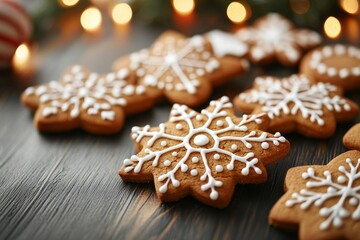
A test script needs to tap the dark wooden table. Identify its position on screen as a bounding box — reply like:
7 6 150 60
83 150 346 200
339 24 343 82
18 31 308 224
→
0 14 359 240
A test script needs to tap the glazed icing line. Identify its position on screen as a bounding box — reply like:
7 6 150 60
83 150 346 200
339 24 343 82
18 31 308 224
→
309 45 360 78
123 96 287 200
239 75 351 126
286 157 360 230
24 65 145 121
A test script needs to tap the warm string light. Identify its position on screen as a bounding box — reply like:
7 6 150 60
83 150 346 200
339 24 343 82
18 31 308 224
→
340 0 359 14
80 7 102 32
227 2 248 24
172 0 195 15
324 16 341 39
12 43 34 76
58 0 79 7
111 3 133 25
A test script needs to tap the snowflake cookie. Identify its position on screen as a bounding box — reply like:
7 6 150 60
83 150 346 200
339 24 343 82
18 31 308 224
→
119 96 290 208
234 74 359 138
113 30 249 107
301 44 360 91
269 150 360 240
21 65 155 134
343 124 360 151
236 13 321 66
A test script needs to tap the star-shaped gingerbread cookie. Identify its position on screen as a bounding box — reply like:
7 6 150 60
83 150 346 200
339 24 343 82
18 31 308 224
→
21 65 155 134
234 74 359 138
269 150 360 240
119 96 290 208
113 30 249 107
301 44 360 91
236 13 321 66
343 123 360 151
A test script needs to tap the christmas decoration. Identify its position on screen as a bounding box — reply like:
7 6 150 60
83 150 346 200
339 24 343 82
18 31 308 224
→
0 0 32 68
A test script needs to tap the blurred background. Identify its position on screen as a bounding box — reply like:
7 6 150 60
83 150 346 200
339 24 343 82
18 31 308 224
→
0 0 359 82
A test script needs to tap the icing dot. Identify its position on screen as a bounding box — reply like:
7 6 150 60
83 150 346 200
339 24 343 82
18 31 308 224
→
161 141 167 147
131 133 138 139
194 134 209 146
210 191 218 200
181 164 188 172
172 151 178 157
339 68 349 78
261 142 269 149
175 123 183 130
164 160 171 166
190 169 198 176
337 175 346 183
231 144 237 150
216 120 224 127
192 157 199 163
213 154 220 160
349 197 358 206
215 165 223 172
327 67 337 77
196 115 202 121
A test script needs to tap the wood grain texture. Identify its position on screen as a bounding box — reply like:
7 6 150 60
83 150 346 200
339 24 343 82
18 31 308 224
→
0 15 359 240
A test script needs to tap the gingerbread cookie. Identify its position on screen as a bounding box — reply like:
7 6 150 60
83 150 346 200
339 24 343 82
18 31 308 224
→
21 65 155 134
343 123 360 151
113 30 249 107
236 13 322 66
269 150 360 240
234 74 359 138
119 96 290 208
300 44 360 91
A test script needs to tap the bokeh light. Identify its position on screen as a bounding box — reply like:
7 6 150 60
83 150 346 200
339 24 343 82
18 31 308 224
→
227 2 247 23
13 44 30 65
112 3 133 25
172 0 195 15
324 16 341 38
59 0 79 7
80 7 102 32
290 0 310 14
340 0 359 14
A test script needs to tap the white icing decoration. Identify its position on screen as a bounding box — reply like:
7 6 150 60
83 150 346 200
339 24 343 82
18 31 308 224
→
213 154 220 160
164 160 171 166
190 169 198 176
194 134 210 146
24 66 145 121
123 96 287 201
175 123 183 130
130 35 220 95
216 120 224 127
215 165 223 172
206 30 248 57
239 75 351 126
286 157 360 231
192 156 199 163
231 144 237 150
236 13 321 63
309 44 360 78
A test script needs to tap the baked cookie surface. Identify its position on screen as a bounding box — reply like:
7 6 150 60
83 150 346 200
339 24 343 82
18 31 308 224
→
21 65 155 134
113 30 249 107
269 150 360 240
301 44 360 91
343 123 360 151
236 13 321 66
234 74 359 138
119 96 290 208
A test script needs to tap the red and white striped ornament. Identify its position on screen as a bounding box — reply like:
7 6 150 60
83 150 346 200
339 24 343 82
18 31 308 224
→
0 0 32 68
